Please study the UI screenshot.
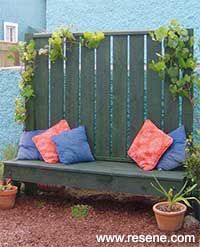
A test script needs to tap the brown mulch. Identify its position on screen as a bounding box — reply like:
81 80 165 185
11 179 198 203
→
0 192 199 247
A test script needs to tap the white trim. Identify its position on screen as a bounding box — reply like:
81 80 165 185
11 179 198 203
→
3 22 18 42
0 66 21 71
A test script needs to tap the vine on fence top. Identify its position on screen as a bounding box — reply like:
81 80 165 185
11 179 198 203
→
49 28 76 63
14 27 105 124
149 19 200 105
80 32 105 48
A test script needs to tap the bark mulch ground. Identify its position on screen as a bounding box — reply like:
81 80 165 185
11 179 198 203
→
0 192 199 247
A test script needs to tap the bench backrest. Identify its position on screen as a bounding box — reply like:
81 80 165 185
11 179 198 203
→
25 31 193 162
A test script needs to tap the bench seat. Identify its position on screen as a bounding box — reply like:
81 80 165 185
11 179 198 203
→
4 160 186 197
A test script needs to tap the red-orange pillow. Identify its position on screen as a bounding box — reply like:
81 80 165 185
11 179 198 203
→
128 120 173 171
32 120 70 163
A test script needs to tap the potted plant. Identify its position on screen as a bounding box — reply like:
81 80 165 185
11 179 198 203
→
0 178 17 209
152 178 200 231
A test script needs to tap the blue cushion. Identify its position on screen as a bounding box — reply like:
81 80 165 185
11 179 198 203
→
157 126 186 170
51 126 94 165
17 130 45 160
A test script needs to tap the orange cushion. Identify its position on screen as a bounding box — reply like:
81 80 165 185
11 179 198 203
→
128 119 173 171
32 120 70 163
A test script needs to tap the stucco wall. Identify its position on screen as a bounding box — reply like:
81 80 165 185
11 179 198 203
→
46 0 200 57
47 0 200 32
0 68 22 158
0 0 46 41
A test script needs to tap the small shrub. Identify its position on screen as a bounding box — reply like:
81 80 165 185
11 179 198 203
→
71 204 89 218
0 178 13 191
0 144 18 179
34 200 46 209
185 139 200 190
0 163 3 179
2 144 18 160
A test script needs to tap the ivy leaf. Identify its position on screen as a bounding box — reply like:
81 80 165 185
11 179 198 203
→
149 60 166 72
20 85 35 98
154 26 168 41
167 67 179 78
185 58 196 69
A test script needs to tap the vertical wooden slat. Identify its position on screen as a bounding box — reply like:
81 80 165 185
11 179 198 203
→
96 36 110 158
182 29 194 134
163 42 179 133
65 41 79 128
164 80 179 133
25 33 35 131
182 97 193 133
112 35 127 158
129 34 144 146
50 46 64 125
80 46 95 152
147 35 162 128
28 37 49 130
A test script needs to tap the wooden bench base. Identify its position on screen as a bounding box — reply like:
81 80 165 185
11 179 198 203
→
4 160 186 197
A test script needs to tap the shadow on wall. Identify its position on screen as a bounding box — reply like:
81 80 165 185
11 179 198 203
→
0 67 22 159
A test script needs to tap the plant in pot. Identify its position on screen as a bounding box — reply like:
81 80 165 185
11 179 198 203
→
0 178 17 209
152 178 200 231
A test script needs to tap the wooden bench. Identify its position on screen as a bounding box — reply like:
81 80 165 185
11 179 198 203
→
3 31 193 200
4 160 186 197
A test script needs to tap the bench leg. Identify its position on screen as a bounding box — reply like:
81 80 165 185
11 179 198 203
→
24 182 38 196
193 200 200 220
13 181 21 196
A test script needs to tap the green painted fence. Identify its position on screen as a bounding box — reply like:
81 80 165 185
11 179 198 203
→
25 31 193 162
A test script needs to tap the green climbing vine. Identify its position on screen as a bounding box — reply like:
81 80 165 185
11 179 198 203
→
48 28 76 63
80 32 105 48
15 40 36 124
149 19 200 105
13 27 104 124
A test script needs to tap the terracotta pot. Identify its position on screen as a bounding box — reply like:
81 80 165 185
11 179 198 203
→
153 201 187 231
0 186 17 209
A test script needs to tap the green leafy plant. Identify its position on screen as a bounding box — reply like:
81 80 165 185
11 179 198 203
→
80 32 105 49
0 144 18 179
49 27 76 63
2 144 18 161
151 177 200 211
0 164 3 180
15 40 36 124
185 136 200 189
149 19 200 105
0 178 13 191
34 199 46 208
71 204 90 218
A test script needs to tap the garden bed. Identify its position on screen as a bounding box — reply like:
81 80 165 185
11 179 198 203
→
0 192 198 247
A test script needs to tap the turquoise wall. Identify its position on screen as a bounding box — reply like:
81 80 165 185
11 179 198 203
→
47 0 200 60
46 0 200 33
0 68 22 158
0 0 46 41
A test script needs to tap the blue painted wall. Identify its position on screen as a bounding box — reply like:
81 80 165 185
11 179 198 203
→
0 0 46 41
47 0 200 59
46 0 200 32
0 68 22 158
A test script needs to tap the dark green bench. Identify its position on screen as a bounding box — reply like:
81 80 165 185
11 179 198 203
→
3 31 193 199
4 160 185 197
